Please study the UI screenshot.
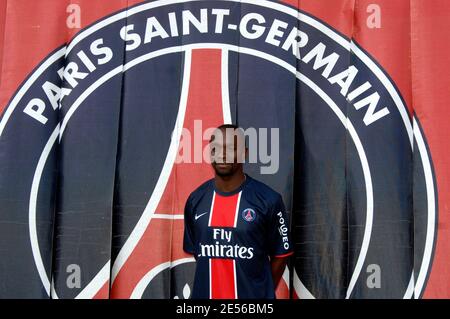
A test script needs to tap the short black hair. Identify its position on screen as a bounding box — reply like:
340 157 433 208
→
216 124 240 131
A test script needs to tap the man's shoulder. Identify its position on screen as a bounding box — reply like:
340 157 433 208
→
186 178 214 203
246 175 283 205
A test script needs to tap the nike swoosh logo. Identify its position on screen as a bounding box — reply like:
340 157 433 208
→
195 212 208 220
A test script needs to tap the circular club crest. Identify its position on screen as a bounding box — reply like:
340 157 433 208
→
0 0 437 299
242 208 256 222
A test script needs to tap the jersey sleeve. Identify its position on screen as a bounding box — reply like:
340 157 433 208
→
268 195 294 258
183 195 196 255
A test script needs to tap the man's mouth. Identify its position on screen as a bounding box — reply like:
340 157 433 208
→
215 163 232 168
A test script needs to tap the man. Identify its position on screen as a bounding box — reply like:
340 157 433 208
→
183 124 293 299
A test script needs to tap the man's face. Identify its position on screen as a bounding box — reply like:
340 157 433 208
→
210 128 246 177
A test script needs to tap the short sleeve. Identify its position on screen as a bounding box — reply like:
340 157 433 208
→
268 195 294 258
183 195 196 255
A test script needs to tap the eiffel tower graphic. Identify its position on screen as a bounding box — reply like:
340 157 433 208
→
76 48 289 299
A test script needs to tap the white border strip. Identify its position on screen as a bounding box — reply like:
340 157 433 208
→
413 117 436 298
403 272 415 299
75 260 110 299
153 214 184 219
233 259 238 299
293 269 315 299
208 192 216 227
29 124 60 297
221 49 232 124
209 258 212 299
233 191 242 228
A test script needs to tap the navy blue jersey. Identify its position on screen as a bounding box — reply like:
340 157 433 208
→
183 174 293 299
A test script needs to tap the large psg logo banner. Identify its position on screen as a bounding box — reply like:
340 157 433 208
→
0 0 448 299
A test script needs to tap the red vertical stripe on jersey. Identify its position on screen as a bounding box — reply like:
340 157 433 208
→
210 259 236 299
209 192 240 227
209 192 240 299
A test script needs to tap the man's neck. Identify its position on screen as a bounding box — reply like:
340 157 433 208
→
214 171 246 193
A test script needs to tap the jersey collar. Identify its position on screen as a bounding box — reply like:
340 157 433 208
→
213 173 251 196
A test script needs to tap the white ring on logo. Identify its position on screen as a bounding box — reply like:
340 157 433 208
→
0 0 431 299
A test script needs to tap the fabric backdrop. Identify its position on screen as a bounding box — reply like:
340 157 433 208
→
0 0 449 299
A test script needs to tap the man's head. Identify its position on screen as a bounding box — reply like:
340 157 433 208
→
209 124 247 177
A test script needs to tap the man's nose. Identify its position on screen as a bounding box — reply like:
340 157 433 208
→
217 151 227 163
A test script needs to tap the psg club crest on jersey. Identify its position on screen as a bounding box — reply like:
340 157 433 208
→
0 0 439 299
242 208 256 222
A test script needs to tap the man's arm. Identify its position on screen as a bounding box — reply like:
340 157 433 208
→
267 194 294 290
270 256 289 288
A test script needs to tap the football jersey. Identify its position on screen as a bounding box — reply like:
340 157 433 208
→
183 174 293 299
